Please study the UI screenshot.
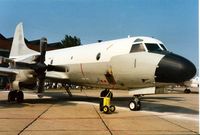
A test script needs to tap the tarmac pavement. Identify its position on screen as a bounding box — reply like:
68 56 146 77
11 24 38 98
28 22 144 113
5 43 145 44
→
0 88 198 135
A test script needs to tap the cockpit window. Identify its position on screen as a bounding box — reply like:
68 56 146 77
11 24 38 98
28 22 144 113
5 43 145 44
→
145 43 162 52
130 43 145 53
159 44 167 51
134 38 143 42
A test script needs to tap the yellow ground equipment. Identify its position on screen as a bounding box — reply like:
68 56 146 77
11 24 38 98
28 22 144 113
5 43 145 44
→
99 90 116 114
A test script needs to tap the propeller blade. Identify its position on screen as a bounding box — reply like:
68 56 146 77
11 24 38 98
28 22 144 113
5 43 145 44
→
37 72 45 93
40 37 47 63
15 62 34 69
37 37 47 94
47 65 66 72
15 62 46 72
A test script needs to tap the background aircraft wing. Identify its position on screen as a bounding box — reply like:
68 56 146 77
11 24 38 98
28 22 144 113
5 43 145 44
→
0 67 18 76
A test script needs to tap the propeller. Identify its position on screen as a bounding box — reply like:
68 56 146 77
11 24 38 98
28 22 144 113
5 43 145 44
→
35 37 47 94
17 37 48 95
34 38 65 95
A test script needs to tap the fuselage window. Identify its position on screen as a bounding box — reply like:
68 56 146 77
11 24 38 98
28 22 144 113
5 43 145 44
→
159 44 167 51
130 43 145 53
50 59 53 64
96 52 101 60
145 43 162 52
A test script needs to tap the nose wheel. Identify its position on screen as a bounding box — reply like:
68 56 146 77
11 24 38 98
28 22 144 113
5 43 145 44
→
129 96 141 111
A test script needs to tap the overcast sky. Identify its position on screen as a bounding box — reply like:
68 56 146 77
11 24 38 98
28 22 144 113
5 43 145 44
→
0 0 198 70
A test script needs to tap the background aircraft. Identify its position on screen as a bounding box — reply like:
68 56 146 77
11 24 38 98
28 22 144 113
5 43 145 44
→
0 23 196 111
182 76 199 93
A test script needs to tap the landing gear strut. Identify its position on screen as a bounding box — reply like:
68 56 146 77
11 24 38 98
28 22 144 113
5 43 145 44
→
129 95 141 111
64 84 72 97
8 90 24 103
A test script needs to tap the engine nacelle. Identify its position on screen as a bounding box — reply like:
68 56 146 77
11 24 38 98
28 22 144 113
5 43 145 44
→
19 82 37 90
12 69 37 90
11 80 37 90
12 81 20 90
15 69 35 82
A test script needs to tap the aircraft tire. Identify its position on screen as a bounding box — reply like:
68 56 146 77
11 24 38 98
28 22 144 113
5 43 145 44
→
8 90 17 102
129 100 137 111
129 99 141 111
17 91 24 103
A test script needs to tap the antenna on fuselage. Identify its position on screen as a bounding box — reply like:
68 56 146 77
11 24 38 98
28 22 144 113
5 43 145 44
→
98 40 103 43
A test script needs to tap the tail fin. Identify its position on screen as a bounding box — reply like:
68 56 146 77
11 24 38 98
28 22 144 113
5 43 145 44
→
9 22 37 58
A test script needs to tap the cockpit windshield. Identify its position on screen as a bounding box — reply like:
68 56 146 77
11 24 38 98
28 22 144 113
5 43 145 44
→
145 43 162 52
159 44 167 51
130 43 145 53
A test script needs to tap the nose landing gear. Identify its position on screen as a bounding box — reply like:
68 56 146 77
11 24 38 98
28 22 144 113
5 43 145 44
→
129 96 141 111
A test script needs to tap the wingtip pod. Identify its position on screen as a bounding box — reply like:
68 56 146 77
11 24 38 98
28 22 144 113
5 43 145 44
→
9 22 37 58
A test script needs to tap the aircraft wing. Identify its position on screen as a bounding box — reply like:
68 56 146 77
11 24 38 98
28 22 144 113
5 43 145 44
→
46 71 69 82
0 67 18 76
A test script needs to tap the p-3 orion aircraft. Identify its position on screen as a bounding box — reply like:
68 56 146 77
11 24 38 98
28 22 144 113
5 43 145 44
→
0 23 196 111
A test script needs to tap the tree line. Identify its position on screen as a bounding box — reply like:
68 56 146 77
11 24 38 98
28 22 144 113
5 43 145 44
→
59 35 81 48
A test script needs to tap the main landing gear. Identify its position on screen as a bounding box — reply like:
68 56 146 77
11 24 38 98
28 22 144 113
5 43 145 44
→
8 90 24 103
129 95 141 111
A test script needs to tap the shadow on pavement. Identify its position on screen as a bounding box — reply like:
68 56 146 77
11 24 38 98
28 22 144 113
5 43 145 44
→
0 91 198 115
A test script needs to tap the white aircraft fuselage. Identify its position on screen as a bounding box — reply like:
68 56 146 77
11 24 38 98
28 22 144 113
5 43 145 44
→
45 37 165 89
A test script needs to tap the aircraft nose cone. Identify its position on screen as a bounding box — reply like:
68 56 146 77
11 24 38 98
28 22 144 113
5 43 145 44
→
155 53 196 83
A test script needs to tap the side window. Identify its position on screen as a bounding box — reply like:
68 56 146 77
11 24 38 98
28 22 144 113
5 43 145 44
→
130 44 145 53
96 52 101 61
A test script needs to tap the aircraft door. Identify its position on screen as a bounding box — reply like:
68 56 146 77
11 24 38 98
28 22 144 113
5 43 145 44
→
104 67 116 85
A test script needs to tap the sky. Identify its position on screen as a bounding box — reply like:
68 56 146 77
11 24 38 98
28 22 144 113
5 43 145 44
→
0 0 198 70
